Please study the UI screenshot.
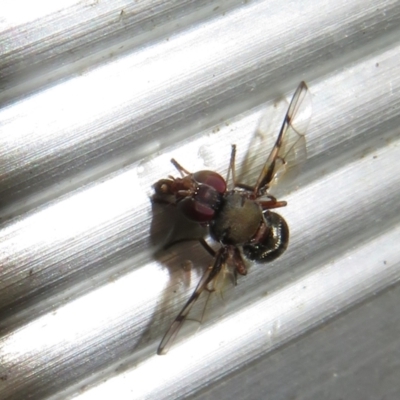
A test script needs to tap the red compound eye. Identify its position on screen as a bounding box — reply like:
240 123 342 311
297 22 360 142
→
178 197 215 222
178 184 223 222
193 171 226 194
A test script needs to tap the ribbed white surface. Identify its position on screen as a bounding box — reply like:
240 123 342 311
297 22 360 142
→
1 1 400 399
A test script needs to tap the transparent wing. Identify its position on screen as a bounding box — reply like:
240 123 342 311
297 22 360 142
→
157 247 232 355
253 81 312 195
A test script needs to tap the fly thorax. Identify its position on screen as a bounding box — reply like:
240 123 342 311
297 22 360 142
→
210 191 262 245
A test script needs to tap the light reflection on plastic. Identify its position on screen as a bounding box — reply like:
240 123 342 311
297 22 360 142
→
0 170 146 254
73 222 400 400
1 0 79 28
0 262 166 367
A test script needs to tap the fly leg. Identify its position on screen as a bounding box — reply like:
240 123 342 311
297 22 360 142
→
162 237 216 258
258 196 287 210
171 158 191 177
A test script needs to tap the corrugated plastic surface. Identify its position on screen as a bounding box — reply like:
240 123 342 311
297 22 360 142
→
1 0 400 399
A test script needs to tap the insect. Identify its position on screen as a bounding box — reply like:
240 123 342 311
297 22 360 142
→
153 82 312 354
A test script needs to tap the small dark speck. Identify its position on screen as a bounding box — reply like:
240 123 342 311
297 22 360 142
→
383 260 387 265
213 6 219 11
373 155 377 159
118 9 125 22
79 385 88 394
0 375 7 381
29 268 34 276
376 62 379 67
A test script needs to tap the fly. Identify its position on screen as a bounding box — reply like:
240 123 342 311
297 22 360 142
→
153 82 312 354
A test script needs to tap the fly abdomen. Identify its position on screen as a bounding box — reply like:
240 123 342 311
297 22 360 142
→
242 211 289 262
